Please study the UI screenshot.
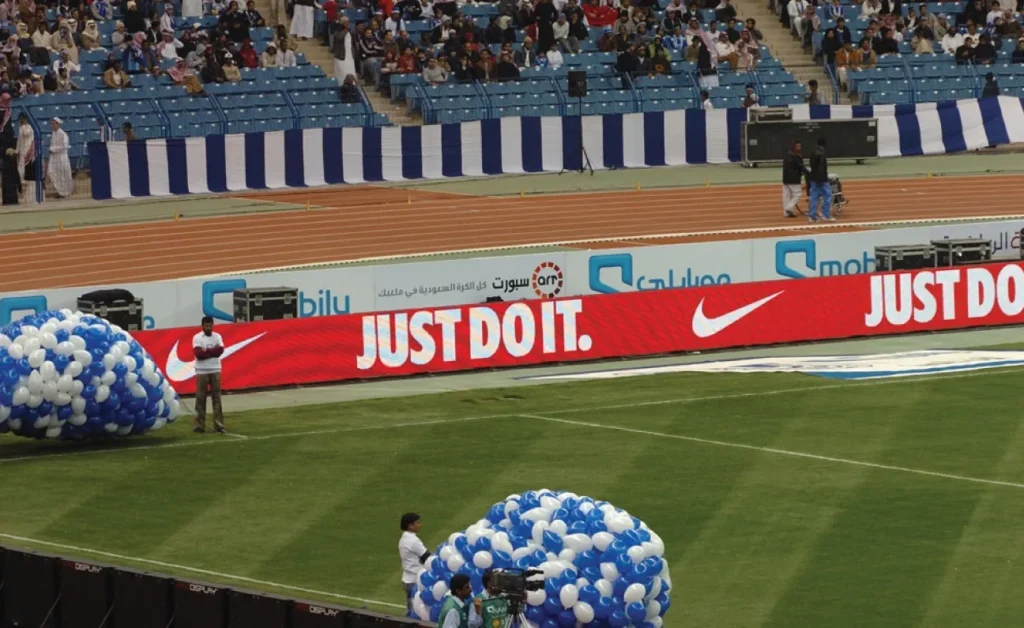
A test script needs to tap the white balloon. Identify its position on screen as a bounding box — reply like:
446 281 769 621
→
39 332 57 350
0 405 9 421
24 338 41 354
71 380 84 396
102 353 116 370
0 335 9 348
511 547 533 561
545 552 558 562
100 370 116 386
57 319 74 332
48 414 61 428
27 349 46 369
6 343 23 360
124 355 137 372
71 395 87 414
39 361 57 381
594 579 613 598
526 589 546 607
431 581 448 601
20 325 38 338
558 549 576 563
650 577 663 600
12 386 29 405
558 584 578 609
531 520 550 545
56 374 73 393
169 398 181 419
45 426 62 438
503 500 520 516
104 422 118 433
562 533 593 553
446 555 465 572
548 520 568 537
592 532 615 552
156 400 165 416
627 546 645 564
573 601 595 624
33 415 48 429
130 383 147 398
116 425 132 436
41 381 58 402
12 335 26 348
39 322 57 335
646 600 662 620
578 501 595 515
522 507 553 524
152 417 166 430
438 546 454 562
649 617 663 628
491 532 513 556
69 335 86 351
600 562 620 582
649 532 665 558
623 583 646 604
95 385 110 404
110 346 124 362
27 371 43 395
68 413 87 426
412 596 430 622
55 392 71 407
55 341 75 356
115 340 130 355
8 418 20 430
608 514 633 534
540 495 561 511
163 386 176 403
72 349 92 367
472 551 493 569
465 526 483 546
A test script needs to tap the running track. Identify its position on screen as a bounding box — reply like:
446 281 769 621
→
4 174 1023 292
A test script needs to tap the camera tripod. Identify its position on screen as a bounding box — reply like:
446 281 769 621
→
499 597 530 628
558 95 594 176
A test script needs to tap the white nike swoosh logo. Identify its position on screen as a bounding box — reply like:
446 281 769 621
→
164 333 267 383
691 291 783 339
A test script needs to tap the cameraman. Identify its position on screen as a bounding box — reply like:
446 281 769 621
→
472 570 509 628
438 574 475 628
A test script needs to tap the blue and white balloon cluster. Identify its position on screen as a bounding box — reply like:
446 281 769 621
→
412 490 671 628
0 309 182 439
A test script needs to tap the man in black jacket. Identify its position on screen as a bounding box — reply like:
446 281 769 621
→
807 137 834 222
782 140 809 217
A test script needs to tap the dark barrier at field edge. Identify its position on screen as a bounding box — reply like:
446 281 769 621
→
0 545 429 628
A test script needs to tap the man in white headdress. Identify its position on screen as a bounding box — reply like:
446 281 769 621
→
47 118 73 198
331 17 356 85
16 113 34 200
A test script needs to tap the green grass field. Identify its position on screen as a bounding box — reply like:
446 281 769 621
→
2 365 1024 627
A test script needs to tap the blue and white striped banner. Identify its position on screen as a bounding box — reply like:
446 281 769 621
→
88 97 1024 200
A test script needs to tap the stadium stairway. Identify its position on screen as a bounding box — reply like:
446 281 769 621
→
736 0 837 104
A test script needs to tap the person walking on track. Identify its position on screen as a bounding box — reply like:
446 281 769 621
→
807 137 834 222
193 316 226 433
782 140 809 217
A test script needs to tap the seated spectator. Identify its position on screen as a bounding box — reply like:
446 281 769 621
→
81 20 105 51
940 25 963 53
955 36 976 63
421 56 448 84
860 0 881 20
665 26 686 51
569 12 588 48
855 37 877 68
451 49 476 80
52 48 80 75
396 46 416 73
275 39 297 66
168 57 206 93
804 78 822 104
431 15 455 45
615 44 638 75
245 0 265 27
742 84 759 108
53 21 78 63
614 25 632 51
546 41 564 68
385 10 405 36
995 14 1021 39
911 26 934 53
92 0 113 21
634 22 651 46
873 27 899 54
157 30 183 60
552 13 571 51
1013 36 1024 63
234 38 257 68
736 29 759 69
340 73 361 102
475 47 496 80
222 53 241 81
982 71 1000 96
261 42 280 67
714 31 738 69
598 25 616 51
835 40 854 88
381 30 399 57
54 66 79 91
514 36 535 66
396 30 415 53
701 89 713 109
745 18 763 42
685 35 700 61
200 46 222 81
358 28 383 77
30 22 51 52
496 51 519 80
103 58 132 87
584 0 618 27
974 33 996 63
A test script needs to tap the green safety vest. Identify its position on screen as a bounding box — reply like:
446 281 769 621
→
436 596 469 628
476 593 509 628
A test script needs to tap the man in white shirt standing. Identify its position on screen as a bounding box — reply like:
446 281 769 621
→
193 316 226 434
399 513 431 613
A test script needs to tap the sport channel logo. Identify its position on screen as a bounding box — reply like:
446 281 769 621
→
0 295 156 328
202 279 351 322
775 239 875 279
588 253 731 294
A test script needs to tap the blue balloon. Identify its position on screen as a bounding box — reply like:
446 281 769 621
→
52 355 69 373
579 585 600 604
542 530 564 553
587 518 608 535
608 609 628 628
525 606 544 624
81 385 97 399
613 579 629 599
543 597 562 616
419 589 433 604
568 520 588 534
3 369 17 385
580 566 602 583
473 536 491 553
14 359 31 376
656 592 670 612
541 620 559 628
37 401 53 417
492 550 512 568
88 362 105 377
614 552 633 573
626 602 646 624
594 596 614 619
55 329 69 342
0 355 12 368
0 384 12 404
557 610 576 626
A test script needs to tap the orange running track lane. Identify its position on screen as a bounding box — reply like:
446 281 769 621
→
4 174 1024 293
